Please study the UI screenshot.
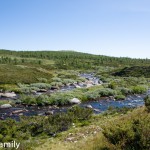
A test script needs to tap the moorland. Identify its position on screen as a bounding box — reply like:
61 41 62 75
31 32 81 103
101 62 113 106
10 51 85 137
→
0 49 150 150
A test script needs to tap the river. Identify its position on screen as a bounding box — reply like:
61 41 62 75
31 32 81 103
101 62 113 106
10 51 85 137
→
0 73 149 121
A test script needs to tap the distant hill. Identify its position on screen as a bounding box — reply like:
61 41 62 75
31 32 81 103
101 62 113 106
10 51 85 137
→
0 49 150 69
113 66 150 78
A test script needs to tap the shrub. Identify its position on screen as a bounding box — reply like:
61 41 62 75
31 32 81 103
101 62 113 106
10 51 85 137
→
51 77 62 82
132 85 148 94
103 114 150 150
20 95 37 105
115 95 126 100
62 79 76 84
144 95 150 112
118 87 132 95
98 88 116 97
30 83 51 89
37 78 48 83
50 82 63 87
85 91 100 100
36 95 51 106
68 106 93 121
20 86 39 93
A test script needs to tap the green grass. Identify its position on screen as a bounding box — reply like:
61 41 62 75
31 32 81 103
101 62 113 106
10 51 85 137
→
35 107 150 150
0 64 53 84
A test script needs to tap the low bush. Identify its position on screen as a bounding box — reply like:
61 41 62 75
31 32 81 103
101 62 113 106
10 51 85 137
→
144 95 150 112
0 106 93 142
132 85 148 94
103 112 150 150
30 83 51 89
115 95 126 100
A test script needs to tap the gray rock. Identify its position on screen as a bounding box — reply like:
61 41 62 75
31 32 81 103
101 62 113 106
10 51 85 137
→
37 89 47 92
12 109 28 114
45 111 54 115
69 98 81 104
0 92 16 98
85 104 93 109
0 104 12 109
93 109 101 112
86 84 93 88
74 84 81 88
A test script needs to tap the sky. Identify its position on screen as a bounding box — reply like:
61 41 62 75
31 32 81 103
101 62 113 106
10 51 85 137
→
0 0 150 58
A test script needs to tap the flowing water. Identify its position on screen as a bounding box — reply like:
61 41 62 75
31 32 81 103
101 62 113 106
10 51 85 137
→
0 74 149 121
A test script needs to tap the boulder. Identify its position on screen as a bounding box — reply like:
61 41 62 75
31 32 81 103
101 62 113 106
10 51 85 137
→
69 98 81 104
0 104 12 109
74 84 81 88
51 86 59 90
31 90 37 94
1 92 16 98
45 111 54 115
37 89 47 92
86 84 93 88
12 109 28 114
93 109 101 112
85 104 93 109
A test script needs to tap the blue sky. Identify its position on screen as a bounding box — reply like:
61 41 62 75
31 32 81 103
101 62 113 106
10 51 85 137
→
0 0 150 58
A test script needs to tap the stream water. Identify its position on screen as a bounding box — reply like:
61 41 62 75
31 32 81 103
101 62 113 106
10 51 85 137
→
0 74 149 121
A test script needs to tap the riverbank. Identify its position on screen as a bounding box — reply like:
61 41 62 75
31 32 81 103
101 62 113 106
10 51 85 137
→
35 106 149 150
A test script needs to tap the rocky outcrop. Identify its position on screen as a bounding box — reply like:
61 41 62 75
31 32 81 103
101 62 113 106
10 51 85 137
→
69 98 81 104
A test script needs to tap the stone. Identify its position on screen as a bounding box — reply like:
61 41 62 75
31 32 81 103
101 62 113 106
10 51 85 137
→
45 111 54 115
37 89 47 92
86 84 93 88
19 113 24 116
93 109 101 112
12 109 28 114
69 98 81 104
85 104 93 109
0 104 12 108
0 92 16 98
75 84 81 88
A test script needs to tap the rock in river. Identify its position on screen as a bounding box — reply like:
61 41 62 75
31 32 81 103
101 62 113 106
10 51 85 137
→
12 109 28 114
0 92 16 98
0 104 12 109
69 98 81 104
45 111 54 115
85 104 93 109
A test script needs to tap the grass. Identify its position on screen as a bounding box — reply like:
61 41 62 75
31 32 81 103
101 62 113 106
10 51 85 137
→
35 106 149 150
0 64 54 84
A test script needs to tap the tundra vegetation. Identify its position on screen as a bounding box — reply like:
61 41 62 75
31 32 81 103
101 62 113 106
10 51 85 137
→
0 49 150 150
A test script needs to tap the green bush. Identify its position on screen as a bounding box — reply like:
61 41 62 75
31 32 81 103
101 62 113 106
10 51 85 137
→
98 88 116 97
52 77 62 82
37 78 48 83
115 95 126 100
68 106 93 121
118 87 131 95
85 91 100 100
0 106 93 142
132 85 148 94
103 114 150 149
20 95 37 105
30 83 51 89
144 95 150 112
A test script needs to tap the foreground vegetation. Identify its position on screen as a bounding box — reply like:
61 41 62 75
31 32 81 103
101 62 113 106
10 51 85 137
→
0 105 149 150
35 106 150 150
